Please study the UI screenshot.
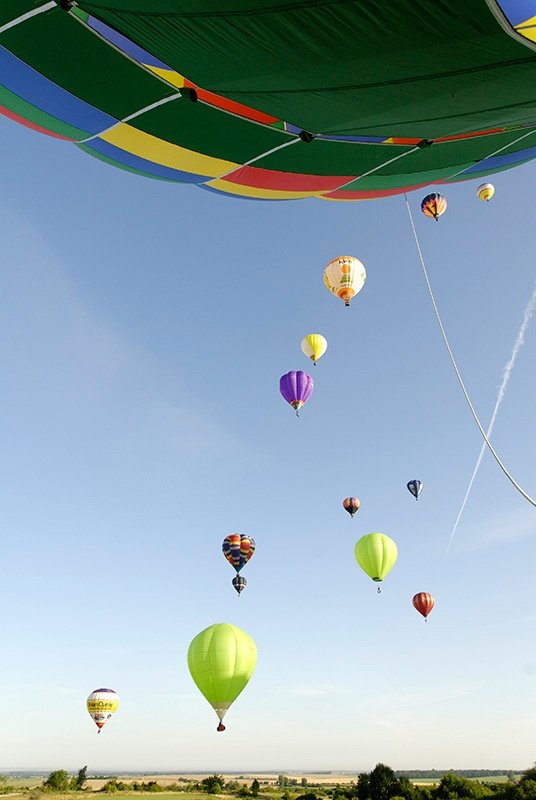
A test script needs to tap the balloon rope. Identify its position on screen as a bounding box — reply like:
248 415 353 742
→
404 194 536 508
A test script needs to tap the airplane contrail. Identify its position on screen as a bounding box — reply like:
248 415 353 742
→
445 279 536 555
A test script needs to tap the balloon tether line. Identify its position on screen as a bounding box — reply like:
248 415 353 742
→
404 194 536 508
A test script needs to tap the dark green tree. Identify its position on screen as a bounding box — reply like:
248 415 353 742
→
70 766 88 791
357 774 371 800
369 765 401 800
514 782 536 800
434 774 492 800
251 781 260 797
520 770 536 786
201 776 225 795
397 778 417 800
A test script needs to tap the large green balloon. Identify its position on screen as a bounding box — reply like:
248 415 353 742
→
354 533 398 584
187 622 257 731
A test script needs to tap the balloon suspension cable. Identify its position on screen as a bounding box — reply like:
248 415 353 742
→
404 194 536 509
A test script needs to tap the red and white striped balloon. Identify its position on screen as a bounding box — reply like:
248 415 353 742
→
412 592 435 620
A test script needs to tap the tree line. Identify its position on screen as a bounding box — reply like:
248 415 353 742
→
30 765 536 800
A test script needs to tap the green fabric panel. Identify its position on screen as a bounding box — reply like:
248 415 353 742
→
72 8 90 23
375 130 536 175
80 1 291 10
77 1 536 138
256 139 402 176
0 1 40 27
0 84 89 140
133 98 290 162
76 141 177 181
256 129 530 176
1 8 173 120
331 166 473 193
286 129 533 183
322 156 530 191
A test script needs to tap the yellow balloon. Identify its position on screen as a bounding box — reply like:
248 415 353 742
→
301 334 327 365
477 182 495 201
323 256 366 307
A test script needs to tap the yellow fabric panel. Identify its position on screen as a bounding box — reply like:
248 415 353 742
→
516 16 536 43
317 194 369 202
146 65 186 89
101 124 238 178
206 177 323 200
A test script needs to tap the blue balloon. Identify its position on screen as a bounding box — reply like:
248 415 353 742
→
407 480 423 500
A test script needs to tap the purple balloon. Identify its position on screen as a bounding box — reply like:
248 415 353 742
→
279 371 314 416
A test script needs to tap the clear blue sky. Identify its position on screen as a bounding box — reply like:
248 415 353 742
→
1 116 535 773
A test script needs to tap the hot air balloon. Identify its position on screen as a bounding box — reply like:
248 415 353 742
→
222 534 255 594
279 371 314 416
407 480 423 500
421 193 447 221
301 334 327 366
477 182 495 201
343 497 360 518
86 688 119 733
354 533 398 592
187 623 257 731
232 575 247 595
412 592 435 621
3 4 536 200
323 257 366 307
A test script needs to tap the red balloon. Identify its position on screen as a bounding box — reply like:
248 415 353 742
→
412 592 435 620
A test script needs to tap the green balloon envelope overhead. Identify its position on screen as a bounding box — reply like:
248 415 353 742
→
187 623 257 732
3 2 536 200
354 533 398 586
